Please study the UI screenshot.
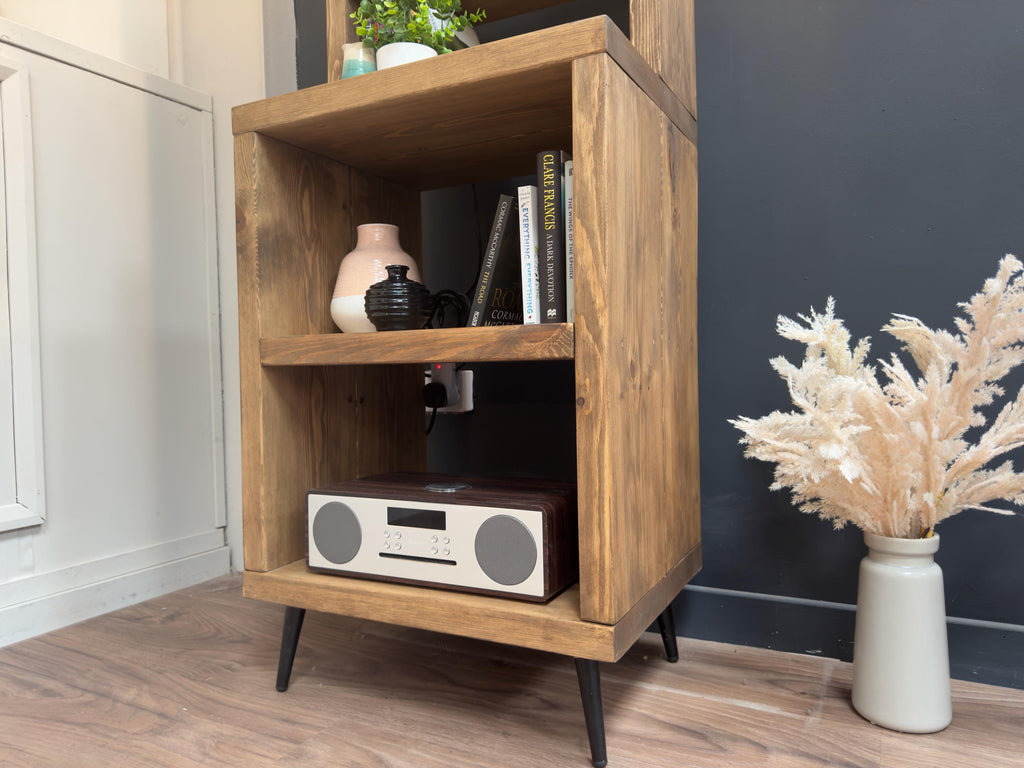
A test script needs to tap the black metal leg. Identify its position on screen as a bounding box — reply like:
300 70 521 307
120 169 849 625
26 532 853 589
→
657 603 679 662
276 606 306 692
574 658 608 768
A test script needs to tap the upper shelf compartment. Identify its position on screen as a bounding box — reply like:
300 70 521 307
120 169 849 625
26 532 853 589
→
232 16 693 190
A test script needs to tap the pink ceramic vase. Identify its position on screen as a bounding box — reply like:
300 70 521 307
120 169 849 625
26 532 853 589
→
331 224 421 333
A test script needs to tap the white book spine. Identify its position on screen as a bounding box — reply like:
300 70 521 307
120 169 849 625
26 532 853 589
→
564 160 574 323
517 185 540 325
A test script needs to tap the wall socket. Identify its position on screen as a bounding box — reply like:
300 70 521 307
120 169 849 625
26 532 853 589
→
426 364 473 414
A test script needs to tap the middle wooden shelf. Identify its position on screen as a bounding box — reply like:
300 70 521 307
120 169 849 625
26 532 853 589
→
261 324 575 366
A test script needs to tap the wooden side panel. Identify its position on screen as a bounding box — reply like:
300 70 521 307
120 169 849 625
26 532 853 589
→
573 54 700 624
629 0 697 120
326 0 359 82
235 132 425 572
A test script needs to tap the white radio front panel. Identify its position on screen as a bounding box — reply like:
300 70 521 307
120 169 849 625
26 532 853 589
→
307 493 546 597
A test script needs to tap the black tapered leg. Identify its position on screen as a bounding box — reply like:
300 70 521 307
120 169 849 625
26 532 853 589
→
276 606 306 692
657 603 679 662
574 658 608 768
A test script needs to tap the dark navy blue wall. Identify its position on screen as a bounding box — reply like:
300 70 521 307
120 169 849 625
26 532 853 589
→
691 0 1024 688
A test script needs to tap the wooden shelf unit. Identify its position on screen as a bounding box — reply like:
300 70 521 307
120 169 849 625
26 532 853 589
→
234 6 699 665
235 16 694 190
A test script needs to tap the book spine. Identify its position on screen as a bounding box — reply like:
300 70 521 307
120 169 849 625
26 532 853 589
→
517 185 540 325
537 150 567 323
467 194 515 327
564 160 574 323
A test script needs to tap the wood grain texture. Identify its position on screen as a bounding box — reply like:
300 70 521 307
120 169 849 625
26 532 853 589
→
3 575 1022 768
630 0 697 121
233 17 693 190
611 544 701 659
260 323 574 365
244 561 623 661
235 133 425 572
326 0 359 82
573 53 700 625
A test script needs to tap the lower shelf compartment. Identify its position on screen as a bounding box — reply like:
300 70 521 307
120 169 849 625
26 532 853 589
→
244 560 625 661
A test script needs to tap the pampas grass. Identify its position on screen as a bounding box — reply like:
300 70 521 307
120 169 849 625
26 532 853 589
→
730 255 1024 538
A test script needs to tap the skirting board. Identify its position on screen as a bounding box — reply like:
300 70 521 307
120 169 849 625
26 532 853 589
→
0 545 230 648
661 584 1024 691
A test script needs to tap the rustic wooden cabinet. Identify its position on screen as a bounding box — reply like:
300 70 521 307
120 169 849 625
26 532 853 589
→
233 2 698 764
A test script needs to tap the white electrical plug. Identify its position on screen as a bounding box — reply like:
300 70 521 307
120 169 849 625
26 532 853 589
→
425 363 474 414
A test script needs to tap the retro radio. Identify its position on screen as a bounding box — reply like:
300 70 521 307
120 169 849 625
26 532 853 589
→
307 473 577 601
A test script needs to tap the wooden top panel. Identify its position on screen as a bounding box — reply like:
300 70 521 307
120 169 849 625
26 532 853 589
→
234 16 693 190
260 324 574 365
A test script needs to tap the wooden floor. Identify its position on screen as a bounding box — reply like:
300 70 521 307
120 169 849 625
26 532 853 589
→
1 575 1022 768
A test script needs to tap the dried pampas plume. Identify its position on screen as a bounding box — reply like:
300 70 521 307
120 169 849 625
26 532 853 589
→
730 255 1024 538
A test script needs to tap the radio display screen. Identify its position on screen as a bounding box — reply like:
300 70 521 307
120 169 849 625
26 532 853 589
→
387 506 446 530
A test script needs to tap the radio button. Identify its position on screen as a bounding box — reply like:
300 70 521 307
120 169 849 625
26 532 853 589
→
431 547 438 555
394 542 402 551
394 531 402 539
431 535 438 543
384 542 391 550
442 547 450 556
384 530 390 538
442 536 450 544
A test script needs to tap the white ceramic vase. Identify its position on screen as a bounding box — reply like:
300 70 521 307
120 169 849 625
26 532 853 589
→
331 224 420 333
852 532 952 733
375 42 437 70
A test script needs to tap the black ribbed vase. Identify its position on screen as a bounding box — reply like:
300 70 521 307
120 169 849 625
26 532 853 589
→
364 264 434 331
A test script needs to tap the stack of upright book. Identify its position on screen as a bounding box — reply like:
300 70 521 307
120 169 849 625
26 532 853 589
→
466 150 574 327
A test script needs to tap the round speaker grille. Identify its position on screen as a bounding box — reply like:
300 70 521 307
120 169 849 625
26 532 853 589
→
474 515 538 586
312 501 362 564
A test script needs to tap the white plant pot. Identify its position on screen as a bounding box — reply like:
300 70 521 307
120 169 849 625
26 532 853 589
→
376 42 437 70
852 532 952 733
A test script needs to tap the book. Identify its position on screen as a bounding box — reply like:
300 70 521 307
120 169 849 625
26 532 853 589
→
564 160 574 323
467 194 523 327
537 150 569 323
517 185 540 325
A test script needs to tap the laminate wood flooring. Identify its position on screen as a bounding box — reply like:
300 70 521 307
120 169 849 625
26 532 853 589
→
1 575 1021 767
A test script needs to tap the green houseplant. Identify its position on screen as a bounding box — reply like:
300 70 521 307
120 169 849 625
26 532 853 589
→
351 0 485 67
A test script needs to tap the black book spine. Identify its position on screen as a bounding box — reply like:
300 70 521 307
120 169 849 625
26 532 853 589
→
467 194 516 327
537 150 567 323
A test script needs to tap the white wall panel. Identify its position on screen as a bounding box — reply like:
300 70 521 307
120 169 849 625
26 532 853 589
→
0 20 227 644
0 0 169 76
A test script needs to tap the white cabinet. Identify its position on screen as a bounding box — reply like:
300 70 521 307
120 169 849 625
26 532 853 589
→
0 21 228 643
